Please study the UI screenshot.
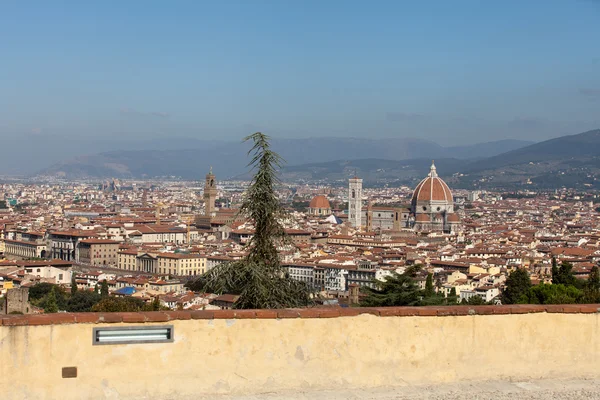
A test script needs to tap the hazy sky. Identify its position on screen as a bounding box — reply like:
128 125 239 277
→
1 0 599 145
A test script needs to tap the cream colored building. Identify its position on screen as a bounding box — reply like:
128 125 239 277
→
156 253 206 277
117 249 206 276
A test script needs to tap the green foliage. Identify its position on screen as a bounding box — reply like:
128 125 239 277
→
582 266 600 303
71 275 78 295
502 268 532 304
360 265 445 307
151 296 161 311
524 284 582 304
44 287 59 313
447 287 458 304
552 261 577 286
360 266 422 307
100 279 109 298
0 200 7 209
189 133 312 309
424 273 434 297
65 291 102 312
28 282 56 301
31 283 68 311
9 310 23 314
461 296 489 305
91 297 147 312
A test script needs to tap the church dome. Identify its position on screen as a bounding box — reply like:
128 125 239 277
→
309 195 331 209
411 162 453 204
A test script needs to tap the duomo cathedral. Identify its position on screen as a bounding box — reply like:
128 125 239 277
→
346 161 461 234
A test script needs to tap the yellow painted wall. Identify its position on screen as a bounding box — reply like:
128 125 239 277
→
1 313 600 399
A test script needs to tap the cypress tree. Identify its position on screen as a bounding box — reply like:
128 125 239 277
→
502 268 532 304
71 274 78 295
44 287 59 313
100 279 109 298
551 257 559 284
425 273 434 297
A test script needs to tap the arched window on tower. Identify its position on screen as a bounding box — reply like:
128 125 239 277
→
352 189 356 199
210 179 214 187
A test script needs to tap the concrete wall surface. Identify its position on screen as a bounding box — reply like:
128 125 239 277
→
1 305 599 400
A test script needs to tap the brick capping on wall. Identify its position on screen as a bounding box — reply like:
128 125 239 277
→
2 304 600 326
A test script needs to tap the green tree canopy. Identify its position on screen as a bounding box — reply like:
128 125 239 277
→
187 133 311 309
71 275 78 295
502 268 532 304
360 265 445 307
28 282 56 301
44 287 59 313
100 279 109 298
66 291 102 312
552 261 578 287
524 283 582 304
91 297 147 312
582 266 600 303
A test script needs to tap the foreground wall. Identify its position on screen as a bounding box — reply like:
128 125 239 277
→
1 305 599 400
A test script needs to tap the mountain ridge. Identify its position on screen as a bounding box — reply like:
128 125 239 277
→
37 138 533 180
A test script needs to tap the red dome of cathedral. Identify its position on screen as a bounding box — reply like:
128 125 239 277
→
411 162 453 204
309 195 331 209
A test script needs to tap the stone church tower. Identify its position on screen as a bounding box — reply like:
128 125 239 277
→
348 176 363 229
204 167 217 216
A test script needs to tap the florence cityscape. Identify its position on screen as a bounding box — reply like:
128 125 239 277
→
1 1 600 399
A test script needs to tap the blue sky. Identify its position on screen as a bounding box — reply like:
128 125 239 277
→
1 0 599 145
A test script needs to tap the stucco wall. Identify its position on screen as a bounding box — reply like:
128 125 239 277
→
1 305 599 400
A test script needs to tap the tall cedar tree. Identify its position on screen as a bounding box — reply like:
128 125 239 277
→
188 132 311 309
502 268 532 304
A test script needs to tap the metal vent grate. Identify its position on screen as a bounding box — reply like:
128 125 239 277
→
93 325 174 345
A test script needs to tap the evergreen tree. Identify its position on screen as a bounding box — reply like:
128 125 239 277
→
447 287 458 304
65 291 101 312
502 268 532 304
553 262 578 287
152 296 161 311
551 257 559 284
361 265 423 307
100 279 109 298
71 274 78 295
525 283 582 304
424 273 434 297
188 133 311 309
44 287 59 313
92 297 146 312
583 266 600 303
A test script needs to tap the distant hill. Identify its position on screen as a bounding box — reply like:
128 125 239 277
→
279 158 468 187
446 139 534 160
455 129 600 189
37 137 532 180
